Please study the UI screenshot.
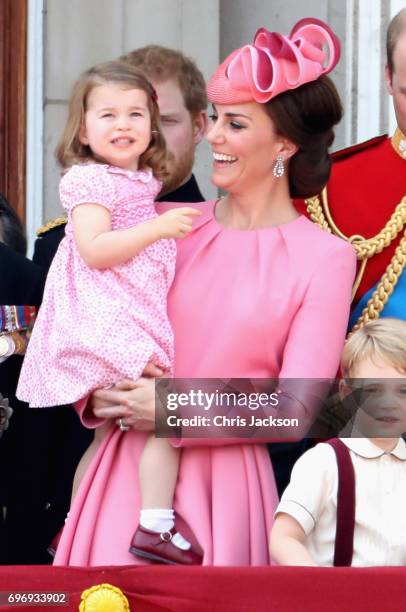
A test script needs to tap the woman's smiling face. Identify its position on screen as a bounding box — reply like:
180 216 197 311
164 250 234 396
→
206 101 286 194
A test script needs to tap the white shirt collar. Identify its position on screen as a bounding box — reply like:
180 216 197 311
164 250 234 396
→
106 165 153 183
341 437 406 460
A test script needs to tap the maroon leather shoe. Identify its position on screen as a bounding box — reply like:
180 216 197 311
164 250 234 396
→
129 525 203 565
47 527 63 558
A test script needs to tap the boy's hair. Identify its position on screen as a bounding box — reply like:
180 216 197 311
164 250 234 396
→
56 60 167 179
341 318 406 376
386 8 406 78
121 45 207 116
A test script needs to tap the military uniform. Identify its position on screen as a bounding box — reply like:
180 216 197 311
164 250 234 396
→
296 128 406 329
291 129 406 453
33 217 67 275
0 243 47 563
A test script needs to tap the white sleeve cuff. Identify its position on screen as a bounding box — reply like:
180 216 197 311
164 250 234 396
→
275 499 315 535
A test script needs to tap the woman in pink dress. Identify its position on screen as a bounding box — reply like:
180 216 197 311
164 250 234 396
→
55 18 356 566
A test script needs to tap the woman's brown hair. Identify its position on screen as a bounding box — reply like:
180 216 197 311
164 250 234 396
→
264 75 343 199
56 61 168 179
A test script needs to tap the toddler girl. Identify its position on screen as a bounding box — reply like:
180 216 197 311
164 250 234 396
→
17 61 201 564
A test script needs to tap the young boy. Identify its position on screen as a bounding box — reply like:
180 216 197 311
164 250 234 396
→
270 318 406 567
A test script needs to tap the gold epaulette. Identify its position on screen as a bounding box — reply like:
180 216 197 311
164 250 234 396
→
36 216 67 237
305 187 406 332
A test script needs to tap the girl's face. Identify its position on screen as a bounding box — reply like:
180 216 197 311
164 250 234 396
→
206 101 287 194
80 83 151 171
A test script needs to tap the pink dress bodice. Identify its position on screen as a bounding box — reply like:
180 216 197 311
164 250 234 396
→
169 201 354 380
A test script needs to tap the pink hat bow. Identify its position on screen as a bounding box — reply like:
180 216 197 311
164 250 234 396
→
207 18 341 104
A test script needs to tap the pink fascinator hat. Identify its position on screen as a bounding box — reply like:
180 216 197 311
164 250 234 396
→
207 18 340 104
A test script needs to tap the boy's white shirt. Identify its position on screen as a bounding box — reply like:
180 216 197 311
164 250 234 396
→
275 437 406 566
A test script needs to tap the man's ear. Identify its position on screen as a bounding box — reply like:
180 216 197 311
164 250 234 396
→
385 64 394 96
192 111 208 145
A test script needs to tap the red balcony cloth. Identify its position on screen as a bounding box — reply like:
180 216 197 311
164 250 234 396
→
1 565 406 612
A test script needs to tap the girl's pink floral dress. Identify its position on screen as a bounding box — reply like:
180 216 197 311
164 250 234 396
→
17 163 175 407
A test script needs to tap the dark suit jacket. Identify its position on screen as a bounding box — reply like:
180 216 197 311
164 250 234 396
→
0 243 44 412
0 242 44 304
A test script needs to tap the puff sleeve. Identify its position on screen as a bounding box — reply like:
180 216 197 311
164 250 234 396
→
59 164 117 215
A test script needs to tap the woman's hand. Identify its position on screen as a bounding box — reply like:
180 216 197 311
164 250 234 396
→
90 378 137 418
90 363 166 431
123 377 160 431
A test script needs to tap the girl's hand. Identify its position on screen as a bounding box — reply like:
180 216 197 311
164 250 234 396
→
142 362 166 378
154 207 202 239
91 378 156 431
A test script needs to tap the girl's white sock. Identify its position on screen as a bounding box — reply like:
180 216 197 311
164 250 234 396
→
140 508 191 550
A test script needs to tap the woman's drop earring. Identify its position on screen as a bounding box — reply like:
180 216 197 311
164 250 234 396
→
273 155 284 178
